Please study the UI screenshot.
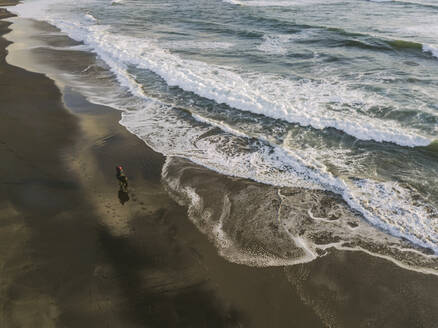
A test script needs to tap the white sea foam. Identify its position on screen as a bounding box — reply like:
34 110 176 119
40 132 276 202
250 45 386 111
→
163 40 234 50
257 31 319 54
223 0 341 6
84 13 97 22
257 34 292 55
27 44 91 52
384 0 438 7
9 1 433 147
423 44 438 59
223 0 296 6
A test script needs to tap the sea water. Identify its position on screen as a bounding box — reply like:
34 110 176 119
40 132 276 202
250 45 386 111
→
8 0 438 272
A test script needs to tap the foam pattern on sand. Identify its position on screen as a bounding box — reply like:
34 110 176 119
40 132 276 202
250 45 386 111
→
162 157 438 273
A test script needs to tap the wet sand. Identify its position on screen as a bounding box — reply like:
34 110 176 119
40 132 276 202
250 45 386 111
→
1 3 438 328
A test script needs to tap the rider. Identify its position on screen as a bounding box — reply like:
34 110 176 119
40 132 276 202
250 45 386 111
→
116 165 128 191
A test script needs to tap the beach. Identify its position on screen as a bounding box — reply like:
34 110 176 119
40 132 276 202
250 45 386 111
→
1 1 438 327
0 4 323 327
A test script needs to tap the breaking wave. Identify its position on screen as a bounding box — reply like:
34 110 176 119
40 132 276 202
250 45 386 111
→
10 2 433 147
423 44 438 58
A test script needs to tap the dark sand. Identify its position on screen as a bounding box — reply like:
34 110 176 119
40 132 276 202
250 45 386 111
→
1 3 438 328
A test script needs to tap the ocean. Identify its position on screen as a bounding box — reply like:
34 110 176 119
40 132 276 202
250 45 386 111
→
9 0 438 273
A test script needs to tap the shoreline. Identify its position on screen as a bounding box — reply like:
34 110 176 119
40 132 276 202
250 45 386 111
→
5 0 438 273
6 2 438 274
2 3 438 327
0 5 324 327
